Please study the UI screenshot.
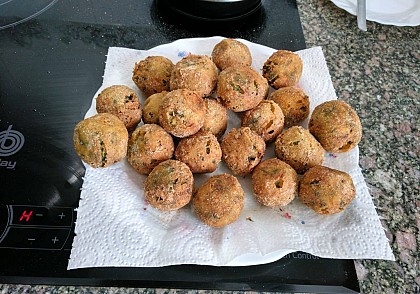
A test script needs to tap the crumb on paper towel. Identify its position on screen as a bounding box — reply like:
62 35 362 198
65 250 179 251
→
282 212 292 219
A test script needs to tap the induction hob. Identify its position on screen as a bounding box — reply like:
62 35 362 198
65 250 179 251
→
0 0 360 292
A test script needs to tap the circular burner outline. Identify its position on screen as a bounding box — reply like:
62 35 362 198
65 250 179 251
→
157 0 263 22
0 0 58 31
0 0 15 6
0 206 11 245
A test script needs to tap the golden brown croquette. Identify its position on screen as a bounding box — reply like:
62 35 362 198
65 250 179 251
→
73 113 128 168
308 100 362 153
299 165 356 214
193 173 244 228
144 159 194 211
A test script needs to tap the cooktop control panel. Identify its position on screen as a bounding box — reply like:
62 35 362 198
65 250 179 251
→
0 205 75 250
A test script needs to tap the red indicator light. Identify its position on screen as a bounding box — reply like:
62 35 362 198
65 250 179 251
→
19 210 33 222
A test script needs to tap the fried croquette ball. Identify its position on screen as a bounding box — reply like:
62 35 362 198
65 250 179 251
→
299 165 356 214
201 98 228 139
217 65 269 112
252 158 298 207
262 50 303 89
132 56 173 97
193 173 244 228
95 85 142 131
142 91 168 124
211 38 252 70
221 127 266 176
170 54 218 97
175 132 222 174
158 89 205 138
308 100 362 153
241 100 284 142
127 124 174 174
144 159 193 211
73 113 128 168
275 126 324 174
269 86 310 127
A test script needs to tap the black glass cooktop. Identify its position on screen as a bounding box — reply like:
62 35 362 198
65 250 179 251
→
0 0 359 292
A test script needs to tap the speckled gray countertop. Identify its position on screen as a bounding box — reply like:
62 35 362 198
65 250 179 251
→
298 0 419 293
1 0 419 293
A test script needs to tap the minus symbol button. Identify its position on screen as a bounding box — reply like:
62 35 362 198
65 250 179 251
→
35 214 43 217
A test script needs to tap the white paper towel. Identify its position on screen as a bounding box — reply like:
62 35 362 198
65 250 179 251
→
68 37 394 269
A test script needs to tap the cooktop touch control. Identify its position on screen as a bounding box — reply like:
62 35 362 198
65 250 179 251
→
0 205 74 250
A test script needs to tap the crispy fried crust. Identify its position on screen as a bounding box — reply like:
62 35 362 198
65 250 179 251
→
142 91 168 124
262 50 303 89
252 158 298 207
73 113 128 168
308 100 362 153
269 86 309 127
132 56 173 97
241 100 284 142
201 98 228 139
175 131 222 174
127 124 174 174
212 38 252 70
217 65 268 112
170 54 218 97
158 89 205 138
193 173 244 228
221 127 266 176
144 159 193 211
96 85 142 131
275 126 324 174
299 165 356 214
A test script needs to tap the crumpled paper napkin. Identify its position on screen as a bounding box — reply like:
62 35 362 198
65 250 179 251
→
68 36 394 269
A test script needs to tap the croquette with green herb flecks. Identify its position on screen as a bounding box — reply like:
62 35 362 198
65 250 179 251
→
175 131 222 174
252 158 298 207
96 85 142 131
193 173 244 228
217 65 268 112
299 165 356 214
200 98 228 139
73 113 128 168
158 89 205 138
144 159 194 211
263 50 303 89
275 126 324 174
269 86 309 127
142 91 168 125
127 124 174 175
308 100 362 153
241 99 284 142
221 127 266 176
132 56 173 97
170 54 218 98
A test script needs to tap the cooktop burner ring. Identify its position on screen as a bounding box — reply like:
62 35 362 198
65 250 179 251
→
157 0 263 22
0 0 58 30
